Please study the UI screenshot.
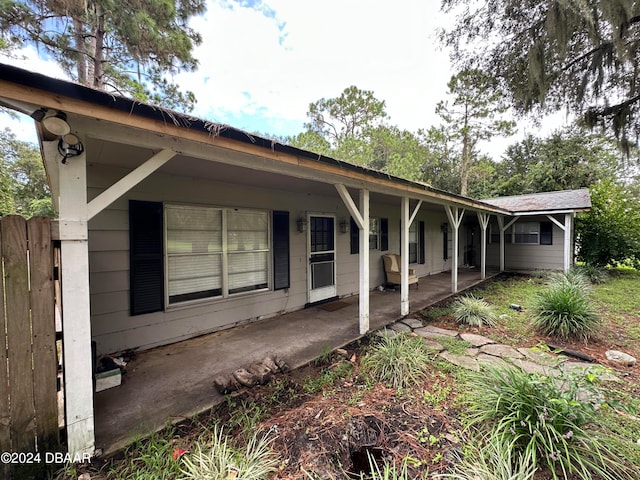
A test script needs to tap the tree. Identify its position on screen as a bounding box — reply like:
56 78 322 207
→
441 0 640 146
435 69 515 195
495 127 622 195
576 179 640 268
303 85 388 148
0 128 55 218
0 0 206 111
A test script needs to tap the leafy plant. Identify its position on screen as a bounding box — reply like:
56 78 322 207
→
435 435 536 480
108 429 183 480
531 272 600 340
302 361 353 394
360 332 433 389
574 264 606 284
180 425 278 480
451 294 497 327
464 365 631 480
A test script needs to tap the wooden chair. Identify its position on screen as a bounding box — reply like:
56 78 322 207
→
382 254 418 289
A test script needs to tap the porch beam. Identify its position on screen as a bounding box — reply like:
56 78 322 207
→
477 212 490 280
58 150 95 456
41 140 61 212
546 214 566 231
408 200 423 227
358 189 370 334
401 197 410 315
335 184 364 229
87 149 176 220
445 205 465 293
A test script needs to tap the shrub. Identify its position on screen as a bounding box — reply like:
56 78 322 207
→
181 425 278 480
451 294 497 327
435 435 536 480
464 365 631 480
531 272 600 340
360 332 433 389
574 264 606 284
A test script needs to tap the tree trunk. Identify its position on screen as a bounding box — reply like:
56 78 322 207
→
92 6 105 89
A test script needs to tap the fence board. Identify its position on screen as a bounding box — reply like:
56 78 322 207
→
0 220 9 480
2 216 37 454
28 217 59 453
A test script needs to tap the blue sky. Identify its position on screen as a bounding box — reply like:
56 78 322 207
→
1 0 568 158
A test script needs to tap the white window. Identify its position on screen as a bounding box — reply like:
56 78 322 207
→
166 204 269 304
513 222 540 244
409 222 418 263
369 217 379 250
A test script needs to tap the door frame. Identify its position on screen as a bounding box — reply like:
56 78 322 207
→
307 213 337 304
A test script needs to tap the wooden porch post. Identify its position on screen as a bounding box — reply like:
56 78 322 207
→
335 185 369 334
359 189 370 334
546 213 574 273
445 206 465 293
497 215 505 272
477 212 490 279
400 197 410 315
49 140 95 456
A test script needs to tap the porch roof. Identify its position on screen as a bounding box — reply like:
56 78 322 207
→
0 62 509 214
482 189 592 215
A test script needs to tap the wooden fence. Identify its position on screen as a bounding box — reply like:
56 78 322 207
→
0 216 59 478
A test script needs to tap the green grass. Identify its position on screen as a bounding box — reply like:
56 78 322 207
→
592 268 640 344
302 360 353 394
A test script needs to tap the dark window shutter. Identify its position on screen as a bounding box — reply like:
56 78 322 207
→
380 218 388 251
272 211 290 290
443 225 449 261
540 221 553 245
418 221 426 264
129 200 164 316
350 217 359 254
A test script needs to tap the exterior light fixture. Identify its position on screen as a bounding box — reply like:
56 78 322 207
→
297 217 307 233
58 133 84 164
42 111 71 136
339 219 349 234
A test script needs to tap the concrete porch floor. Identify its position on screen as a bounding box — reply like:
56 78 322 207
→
93 267 499 454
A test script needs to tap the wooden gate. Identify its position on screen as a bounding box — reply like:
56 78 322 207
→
0 216 59 478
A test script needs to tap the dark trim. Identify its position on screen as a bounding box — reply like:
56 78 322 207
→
129 200 164 315
272 210 290 290
418 220 426 264
350 217 359 254
380 218 389 251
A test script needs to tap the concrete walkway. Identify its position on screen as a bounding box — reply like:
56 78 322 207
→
93 268 498 454
386 320 617 381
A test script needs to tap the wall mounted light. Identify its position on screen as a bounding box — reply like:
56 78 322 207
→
339 218 349 234
297 217 307 233
58 133 84 164
42 111 71 136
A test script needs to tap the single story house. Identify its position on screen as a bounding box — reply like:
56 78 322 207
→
0 63 590 455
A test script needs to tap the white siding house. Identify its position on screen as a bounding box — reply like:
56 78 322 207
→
0 64 590 456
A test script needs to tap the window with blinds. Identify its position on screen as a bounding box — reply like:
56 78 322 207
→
165 204 269 304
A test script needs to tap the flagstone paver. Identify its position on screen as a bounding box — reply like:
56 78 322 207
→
479 343 525 359
459 333 495 347
377 323 619 383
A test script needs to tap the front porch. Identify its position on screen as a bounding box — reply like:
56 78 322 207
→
94 267 499 454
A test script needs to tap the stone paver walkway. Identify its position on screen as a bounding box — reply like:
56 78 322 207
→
382 320 618 382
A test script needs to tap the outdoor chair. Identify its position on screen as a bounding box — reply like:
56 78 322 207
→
382 253 418 290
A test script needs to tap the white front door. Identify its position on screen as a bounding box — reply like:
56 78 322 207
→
308 214 337 303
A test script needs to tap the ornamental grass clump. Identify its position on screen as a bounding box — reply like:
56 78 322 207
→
360 332 433 390
180 425 278 480
464 365 631 480
531 271 600 340
451 294 497 327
